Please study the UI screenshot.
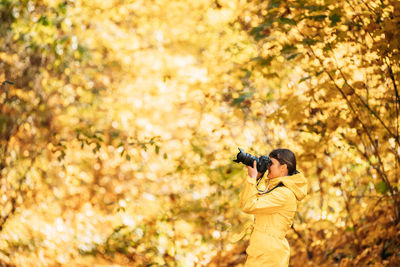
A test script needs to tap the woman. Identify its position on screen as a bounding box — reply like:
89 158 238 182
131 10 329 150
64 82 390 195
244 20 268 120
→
239 148 308 267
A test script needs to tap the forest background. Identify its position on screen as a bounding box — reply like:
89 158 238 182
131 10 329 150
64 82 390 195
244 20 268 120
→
0 0 399 266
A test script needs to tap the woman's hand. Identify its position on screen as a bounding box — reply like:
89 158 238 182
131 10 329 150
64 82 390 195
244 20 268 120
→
247 160 261 179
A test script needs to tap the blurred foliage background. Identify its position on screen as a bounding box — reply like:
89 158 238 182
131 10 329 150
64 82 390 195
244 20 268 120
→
0 0 399 266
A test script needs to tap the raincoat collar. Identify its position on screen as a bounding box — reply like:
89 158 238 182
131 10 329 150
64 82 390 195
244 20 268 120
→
264 172 308 201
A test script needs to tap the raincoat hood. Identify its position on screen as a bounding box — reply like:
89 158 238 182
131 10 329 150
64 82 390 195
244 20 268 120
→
266 172 308 201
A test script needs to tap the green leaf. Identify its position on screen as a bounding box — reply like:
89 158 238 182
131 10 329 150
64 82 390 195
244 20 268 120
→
57 2 67 15
250 24 270 40
278 17 296 25
323 43 334 52
280 43 299 60
38 16 49 26
251 56 275 66
302 38 318 45
241 68 251 79
231 92 253 106
329 13 341 26
376 181 388 194
268 0 281 9
287 52 301 60
345 226 354 232
308 15 327 21
250 25 264 36
304 5 326 12
111 131 119 138
280 43 296 54
60 36 69 44
2 80 14 85
155 145 159 154
299 76 311 83
265 92 274 101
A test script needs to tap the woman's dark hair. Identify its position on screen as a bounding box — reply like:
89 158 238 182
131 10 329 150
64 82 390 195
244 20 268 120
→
269 148 299 176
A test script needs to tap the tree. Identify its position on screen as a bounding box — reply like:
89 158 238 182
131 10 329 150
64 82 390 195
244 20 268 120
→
232 0 400 264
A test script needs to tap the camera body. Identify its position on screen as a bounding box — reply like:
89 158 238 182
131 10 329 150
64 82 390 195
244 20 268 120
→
233 148 272 174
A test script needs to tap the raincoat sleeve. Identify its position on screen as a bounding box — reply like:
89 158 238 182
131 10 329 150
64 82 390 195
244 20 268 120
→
239 176 288 214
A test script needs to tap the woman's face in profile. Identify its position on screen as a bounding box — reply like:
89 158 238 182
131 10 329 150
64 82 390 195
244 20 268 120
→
267 158 288 179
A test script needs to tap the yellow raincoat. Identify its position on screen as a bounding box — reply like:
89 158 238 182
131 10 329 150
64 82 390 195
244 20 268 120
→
236 172 308 267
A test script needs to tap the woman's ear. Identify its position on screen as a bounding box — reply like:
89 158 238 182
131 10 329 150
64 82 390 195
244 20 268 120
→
281 163 288 174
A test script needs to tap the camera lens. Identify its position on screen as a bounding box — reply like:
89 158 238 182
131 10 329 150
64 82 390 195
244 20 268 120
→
233 148 271 174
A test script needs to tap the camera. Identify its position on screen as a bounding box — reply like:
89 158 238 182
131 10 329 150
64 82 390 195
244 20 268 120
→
233 148 272 174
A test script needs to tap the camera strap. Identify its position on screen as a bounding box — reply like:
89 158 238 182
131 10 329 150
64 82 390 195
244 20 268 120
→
256 181 285 195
